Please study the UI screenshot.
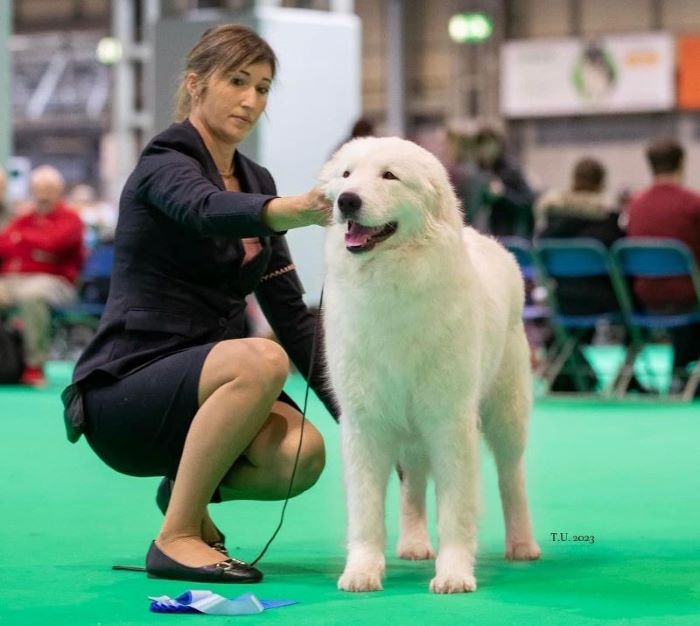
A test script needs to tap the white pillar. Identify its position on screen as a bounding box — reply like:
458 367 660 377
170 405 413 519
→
330 0 355 12
110 0 138 205
386 0 405 137
0 1 12 167
141 0 161 140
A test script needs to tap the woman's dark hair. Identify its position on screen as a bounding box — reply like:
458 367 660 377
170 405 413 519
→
646 138 684 175
572 157 606 192
174 24 277 121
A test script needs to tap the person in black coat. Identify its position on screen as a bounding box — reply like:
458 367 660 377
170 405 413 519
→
474 125 535 238
535 157 647 393
536 157 624 315
61 24 337 583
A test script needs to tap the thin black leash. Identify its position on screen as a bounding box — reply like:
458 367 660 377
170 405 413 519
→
248 287 323 566
113 289 323 573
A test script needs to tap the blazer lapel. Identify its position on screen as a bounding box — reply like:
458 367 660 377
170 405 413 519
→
235 151 270 249
182 119 226 189
235 152 262 194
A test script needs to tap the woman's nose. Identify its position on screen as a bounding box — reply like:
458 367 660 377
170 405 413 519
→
241 87 259 108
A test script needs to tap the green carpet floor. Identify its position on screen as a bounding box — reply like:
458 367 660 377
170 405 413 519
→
0 362 698 626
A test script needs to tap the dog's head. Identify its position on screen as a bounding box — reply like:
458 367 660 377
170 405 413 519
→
319 137 462 255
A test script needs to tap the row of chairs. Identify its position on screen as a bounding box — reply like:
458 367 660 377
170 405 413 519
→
51 243 114 358
46 238 700 400
501 236 700 401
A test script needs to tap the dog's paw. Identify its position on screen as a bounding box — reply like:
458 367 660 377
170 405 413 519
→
338 568 384 592
505 539 541 561
397 540 436 560
429 572 477 594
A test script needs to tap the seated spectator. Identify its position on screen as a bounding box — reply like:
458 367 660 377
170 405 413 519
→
347 117 375 140
0 165 84 386
536 157 624 315
67 183 117 248
474 123 535 238
626 138 700 391
333 116 376 155
445 119 484 227
536 158 646 393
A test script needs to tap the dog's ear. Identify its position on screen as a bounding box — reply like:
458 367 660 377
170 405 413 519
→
318 137 368 189
423 167 464 233
317 152 340 197
428 170 460 217
317 157 335 187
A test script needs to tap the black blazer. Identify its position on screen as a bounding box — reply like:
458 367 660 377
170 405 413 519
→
63 120 337 440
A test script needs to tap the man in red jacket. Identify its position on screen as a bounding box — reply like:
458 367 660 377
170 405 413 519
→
0 165 84 385
626 138 700 392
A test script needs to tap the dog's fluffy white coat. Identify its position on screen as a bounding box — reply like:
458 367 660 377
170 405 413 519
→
320 137 540 594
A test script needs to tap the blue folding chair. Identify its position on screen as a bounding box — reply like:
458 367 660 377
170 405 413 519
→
52 243 114 357
534 238 626 394
499 237 550 323
54 243 114 321
610 238 700 401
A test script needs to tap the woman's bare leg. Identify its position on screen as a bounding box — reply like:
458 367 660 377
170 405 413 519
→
219 400 325 501
156 338 289 567
161 479 221 545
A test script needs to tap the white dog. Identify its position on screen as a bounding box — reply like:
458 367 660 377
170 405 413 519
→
320 137 541 594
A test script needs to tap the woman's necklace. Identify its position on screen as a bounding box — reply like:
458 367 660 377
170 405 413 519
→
218 169 235 178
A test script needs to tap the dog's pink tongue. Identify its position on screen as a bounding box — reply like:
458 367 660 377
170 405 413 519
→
345 222 380 247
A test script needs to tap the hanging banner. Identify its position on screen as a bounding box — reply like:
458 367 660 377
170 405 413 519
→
678 36 700 110
500 33 675 118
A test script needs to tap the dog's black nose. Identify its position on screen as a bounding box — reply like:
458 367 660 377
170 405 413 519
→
337 192 362 216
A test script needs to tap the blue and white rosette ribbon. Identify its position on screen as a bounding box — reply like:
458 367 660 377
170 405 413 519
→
149 590 297 615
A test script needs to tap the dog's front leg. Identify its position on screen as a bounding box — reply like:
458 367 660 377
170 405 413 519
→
338 423 393 592
397 451 435 560
428 418 480 594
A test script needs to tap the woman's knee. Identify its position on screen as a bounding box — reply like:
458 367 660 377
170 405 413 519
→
248 338 289 390
200 338 289 403
289 428 326 496
230 339 288 393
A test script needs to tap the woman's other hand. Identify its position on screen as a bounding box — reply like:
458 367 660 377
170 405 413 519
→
263 188 332 231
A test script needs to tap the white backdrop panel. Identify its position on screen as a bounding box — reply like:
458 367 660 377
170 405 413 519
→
501 33 675 118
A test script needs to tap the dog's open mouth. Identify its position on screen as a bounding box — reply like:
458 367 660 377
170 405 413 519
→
345 221 398 253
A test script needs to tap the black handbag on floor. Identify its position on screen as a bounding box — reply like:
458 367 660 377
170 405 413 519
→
0 320 25 384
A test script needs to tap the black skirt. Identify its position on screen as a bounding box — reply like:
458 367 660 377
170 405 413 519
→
82 342 299 482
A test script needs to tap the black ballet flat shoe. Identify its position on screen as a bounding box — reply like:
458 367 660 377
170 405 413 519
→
145 541 263 584
156 477 228 555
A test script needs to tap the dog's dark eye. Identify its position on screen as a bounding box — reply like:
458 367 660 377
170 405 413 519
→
342 170 351 178
382 171 399 180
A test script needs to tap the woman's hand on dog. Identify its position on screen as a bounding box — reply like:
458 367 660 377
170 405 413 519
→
263 188 332 231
